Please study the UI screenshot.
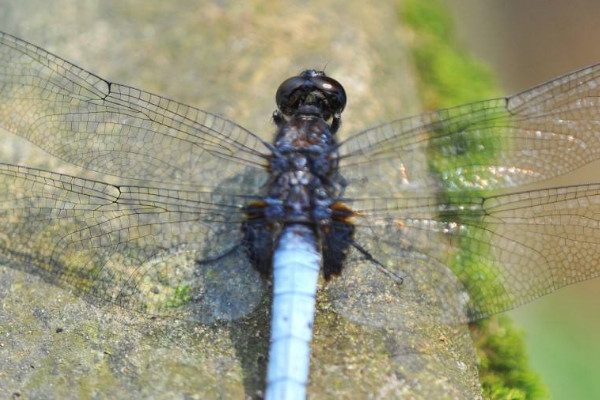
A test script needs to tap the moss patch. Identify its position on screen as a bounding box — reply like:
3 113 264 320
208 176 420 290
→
399 0 497 110
472 317 550 400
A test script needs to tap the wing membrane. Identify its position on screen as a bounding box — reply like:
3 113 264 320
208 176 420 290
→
335 184 600 327
340 64 600 196
0 31 270 185
0 163 264 322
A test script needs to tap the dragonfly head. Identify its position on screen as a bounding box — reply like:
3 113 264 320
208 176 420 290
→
275 70 347 124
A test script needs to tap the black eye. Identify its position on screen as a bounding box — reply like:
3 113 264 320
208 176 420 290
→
310 75 346 114
275 70 347 118
275 76 307 115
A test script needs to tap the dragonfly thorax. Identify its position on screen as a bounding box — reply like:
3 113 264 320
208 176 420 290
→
242 71 353 277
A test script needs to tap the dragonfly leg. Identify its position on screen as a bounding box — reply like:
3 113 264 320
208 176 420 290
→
349 240 405 285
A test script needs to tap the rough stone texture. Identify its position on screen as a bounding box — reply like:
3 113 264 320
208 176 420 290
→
0 1 482 399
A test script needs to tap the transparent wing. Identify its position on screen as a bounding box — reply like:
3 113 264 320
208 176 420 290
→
328 185 600 328
339 63 600 197
0 31 271 185
0 163 265 323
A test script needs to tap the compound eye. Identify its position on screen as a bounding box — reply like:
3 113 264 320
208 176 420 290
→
311 75 346 114
275 70 347 117
275 76 307 116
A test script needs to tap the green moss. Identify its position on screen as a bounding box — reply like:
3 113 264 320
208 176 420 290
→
399 0 498 109
398 0 549 398
165 284 193 308
472 317 550 400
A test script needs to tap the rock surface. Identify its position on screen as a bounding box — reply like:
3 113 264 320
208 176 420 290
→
0 1 482 399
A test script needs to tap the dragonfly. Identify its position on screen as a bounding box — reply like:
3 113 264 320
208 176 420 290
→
1 30 600 399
